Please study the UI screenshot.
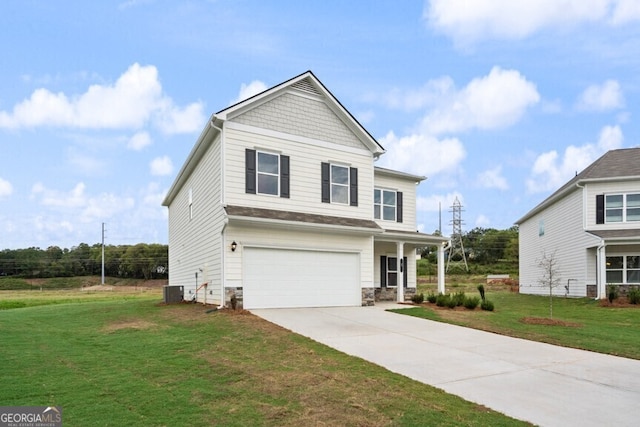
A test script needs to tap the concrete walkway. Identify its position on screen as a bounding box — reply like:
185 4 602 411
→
252 303 640 427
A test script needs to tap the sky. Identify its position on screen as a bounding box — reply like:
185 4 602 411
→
2 0 640 249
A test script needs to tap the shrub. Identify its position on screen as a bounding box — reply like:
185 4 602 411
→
477 284 486 301
451 291 466 307
426 292 437 303
411 293 425 304
628 288 640 305
463 296 480 310
607 285 619 304
446 297 458 309
481 299 495 311
435 293 449 307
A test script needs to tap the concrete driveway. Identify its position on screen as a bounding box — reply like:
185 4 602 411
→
252 303 640 427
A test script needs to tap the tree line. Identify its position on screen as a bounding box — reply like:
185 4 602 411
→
0 243 168 280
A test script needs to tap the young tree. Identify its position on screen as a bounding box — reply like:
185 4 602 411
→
537 250 561 318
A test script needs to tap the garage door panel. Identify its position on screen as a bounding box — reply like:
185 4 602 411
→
243 248 360 309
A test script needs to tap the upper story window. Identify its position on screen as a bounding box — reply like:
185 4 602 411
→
245 149 289 198
374 189 396 221
257 152 279 195
605 193 640 223
374 188 403 223
321 162 357 206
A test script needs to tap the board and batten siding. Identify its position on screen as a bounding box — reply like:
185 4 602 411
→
223 124 374 220
224 224 374 290
585 180 640 230
167 133 225 304
373 173 419 232
519 188 596 297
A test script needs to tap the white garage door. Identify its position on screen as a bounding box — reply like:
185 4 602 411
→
243 247 360 309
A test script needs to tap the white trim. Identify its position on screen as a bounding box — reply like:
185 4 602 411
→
226 121 372 157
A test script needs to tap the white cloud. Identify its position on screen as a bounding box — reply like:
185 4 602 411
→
475 214 491 227
381 77 454 111
232 80 268 104
0 177 13 198
576 80 624 111
150 155 173 176
127 131 152 150
378 131 466 177
417 192 464 213
419 67 540 135
426 0 639 45
477 166 509 190
526 125 624 192
0 63 204 134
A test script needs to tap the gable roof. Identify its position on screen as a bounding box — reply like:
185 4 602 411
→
162 71 385 207
216 70 385 155
516 147 640 224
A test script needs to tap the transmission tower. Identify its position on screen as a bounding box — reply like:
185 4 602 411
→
446 197 469 272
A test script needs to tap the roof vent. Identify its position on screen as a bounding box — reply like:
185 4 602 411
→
291 78 322 96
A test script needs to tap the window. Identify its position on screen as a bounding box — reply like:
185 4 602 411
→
245 149 289 198
321 163 357 206
374 189 396 221
538 219 545 237
257 152 279 195
604 193 640 223
606 255 640 283
331 164 349 204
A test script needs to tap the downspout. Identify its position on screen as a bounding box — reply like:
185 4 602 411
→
211 117 227 309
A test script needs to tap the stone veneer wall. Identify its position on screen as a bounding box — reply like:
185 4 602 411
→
361 288 375 306
225 287 243 309
374 287 416 302
588 284 640 298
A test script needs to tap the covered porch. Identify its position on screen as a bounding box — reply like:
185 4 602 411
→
371 230 449 304
588 230 640 299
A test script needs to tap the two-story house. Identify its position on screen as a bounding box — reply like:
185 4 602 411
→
161 71 448 309
516 147 640 299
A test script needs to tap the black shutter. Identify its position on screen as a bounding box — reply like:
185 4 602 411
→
245 149 256 194
280 155 290 198
397 191 403 223
380 256 387 288
403 256 408 288
349 167 358 206
596 194 605 224
321 162 330 203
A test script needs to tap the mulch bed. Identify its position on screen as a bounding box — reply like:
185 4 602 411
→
520 317 582 327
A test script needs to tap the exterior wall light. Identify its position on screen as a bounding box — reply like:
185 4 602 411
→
231 241 237 252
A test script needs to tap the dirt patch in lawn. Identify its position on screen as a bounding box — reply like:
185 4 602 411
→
520 317 582 327
103 319 162 333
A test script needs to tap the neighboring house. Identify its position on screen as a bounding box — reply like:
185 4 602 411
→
516 148 640 299
162 71 448 309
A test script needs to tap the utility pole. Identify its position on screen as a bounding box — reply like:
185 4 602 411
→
101 222 105 285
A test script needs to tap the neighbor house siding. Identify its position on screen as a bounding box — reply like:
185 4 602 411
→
519 188 593 296
373 173 419 232
223 124 374 219
167 132 224 304
224 224 374 289
585 180 640 230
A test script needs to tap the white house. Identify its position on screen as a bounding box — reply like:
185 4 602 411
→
162 71 448 309
516 147 640 299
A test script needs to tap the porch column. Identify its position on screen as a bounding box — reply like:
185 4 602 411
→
396 241 404 302
437 242 446 294
597 243 607 299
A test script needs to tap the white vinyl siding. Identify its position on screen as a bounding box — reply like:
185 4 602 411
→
519 188 595 297
167 133 224 304
224 124 374 219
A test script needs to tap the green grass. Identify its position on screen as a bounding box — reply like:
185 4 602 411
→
0 294 529 426
399 283 640 360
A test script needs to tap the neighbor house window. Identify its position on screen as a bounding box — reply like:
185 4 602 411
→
605 193 640 223
374 189 397 221
606 255 640 283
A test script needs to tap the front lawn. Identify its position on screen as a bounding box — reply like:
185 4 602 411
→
394 288 640 360
0 294 529 426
